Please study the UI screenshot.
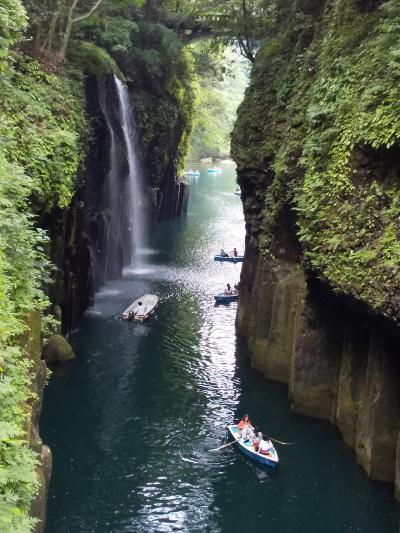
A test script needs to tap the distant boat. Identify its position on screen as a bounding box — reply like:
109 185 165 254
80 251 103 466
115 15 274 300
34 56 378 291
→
214 254 244 263
185 169 200 176
214 292 239 303
207 167 222 173
122 294 158 321
234 190 241 196
227 425 279 468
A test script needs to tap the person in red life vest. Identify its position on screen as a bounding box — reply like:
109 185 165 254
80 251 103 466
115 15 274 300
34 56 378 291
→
232 247 238 257
238 414 254 441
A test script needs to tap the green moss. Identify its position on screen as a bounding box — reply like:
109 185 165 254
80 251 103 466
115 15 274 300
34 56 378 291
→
67 40 125 80
232 0 400 321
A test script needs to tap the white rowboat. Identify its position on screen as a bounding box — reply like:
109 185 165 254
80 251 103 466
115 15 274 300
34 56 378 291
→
122 294 158 321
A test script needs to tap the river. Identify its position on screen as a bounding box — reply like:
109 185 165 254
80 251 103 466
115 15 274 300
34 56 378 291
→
41 164 398 532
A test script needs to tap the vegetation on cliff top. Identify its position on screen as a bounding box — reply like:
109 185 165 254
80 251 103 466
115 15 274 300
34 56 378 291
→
232 0 400 321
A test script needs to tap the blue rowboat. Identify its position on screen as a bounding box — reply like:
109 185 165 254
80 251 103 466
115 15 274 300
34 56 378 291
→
185 170 200 176
228 425 279 468
207 167 222 173
214 292 238 304
214 255 244 263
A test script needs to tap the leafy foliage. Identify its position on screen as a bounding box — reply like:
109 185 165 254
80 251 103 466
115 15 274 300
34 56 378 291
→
232 0 400 320
187 47 248 160
0 56 85 210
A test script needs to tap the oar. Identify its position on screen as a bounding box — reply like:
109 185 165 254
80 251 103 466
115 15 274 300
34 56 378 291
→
269 437 295 446
210 440 236 452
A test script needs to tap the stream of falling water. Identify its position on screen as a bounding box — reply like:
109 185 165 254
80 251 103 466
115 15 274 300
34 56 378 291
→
114 76 147 265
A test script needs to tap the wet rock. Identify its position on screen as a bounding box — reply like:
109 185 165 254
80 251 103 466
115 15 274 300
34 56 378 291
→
355 331 400 482
42 334 75 363
335 326 368 448
30 445 52 533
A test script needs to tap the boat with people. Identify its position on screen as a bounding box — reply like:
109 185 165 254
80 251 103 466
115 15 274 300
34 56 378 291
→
234 189 241 196
207 166 222 173
122 294 158 321
185 169 200 177
214 254 244 263
227 424 279 468
214 292 238 304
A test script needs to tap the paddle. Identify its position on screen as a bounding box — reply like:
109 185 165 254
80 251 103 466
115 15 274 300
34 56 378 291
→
210 440 236 452
269 437 295 446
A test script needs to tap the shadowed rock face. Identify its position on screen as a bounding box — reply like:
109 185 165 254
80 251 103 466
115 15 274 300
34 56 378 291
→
236 199 400 493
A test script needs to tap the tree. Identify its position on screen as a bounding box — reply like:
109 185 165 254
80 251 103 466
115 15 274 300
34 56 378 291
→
60 0 105 55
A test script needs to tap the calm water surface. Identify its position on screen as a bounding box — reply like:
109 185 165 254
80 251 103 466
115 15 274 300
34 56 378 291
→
41 164 399 532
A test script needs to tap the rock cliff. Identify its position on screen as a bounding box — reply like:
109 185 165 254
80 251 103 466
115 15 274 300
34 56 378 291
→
232 0 400 498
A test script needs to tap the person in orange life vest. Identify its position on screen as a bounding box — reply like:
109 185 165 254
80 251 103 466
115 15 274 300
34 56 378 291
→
238 414 254 441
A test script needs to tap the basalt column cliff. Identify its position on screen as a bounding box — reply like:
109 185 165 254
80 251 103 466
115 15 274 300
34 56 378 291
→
231 0 400 499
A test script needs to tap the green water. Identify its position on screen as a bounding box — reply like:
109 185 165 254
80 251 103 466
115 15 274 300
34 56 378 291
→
41 164 398 532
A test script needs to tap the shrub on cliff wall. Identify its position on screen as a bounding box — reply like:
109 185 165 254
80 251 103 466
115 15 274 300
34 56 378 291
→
0 1 86 530
0 55 85 211
232 0 400 321
0 155 44 533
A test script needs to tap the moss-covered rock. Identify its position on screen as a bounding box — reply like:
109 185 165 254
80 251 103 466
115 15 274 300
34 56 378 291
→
42 334 75 363
232 0 400 321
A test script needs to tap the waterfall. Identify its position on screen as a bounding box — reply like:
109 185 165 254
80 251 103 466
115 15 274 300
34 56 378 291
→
114 76 147 263
98 75 147 280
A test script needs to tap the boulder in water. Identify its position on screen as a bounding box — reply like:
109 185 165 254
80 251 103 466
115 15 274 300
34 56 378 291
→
42 334 75 363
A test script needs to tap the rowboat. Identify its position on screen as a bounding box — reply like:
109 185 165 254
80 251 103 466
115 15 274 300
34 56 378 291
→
207 167 222 173
214 292 238 303
185 170 200 176
122 294 158 321
214 255 244 263
234 190 241 196
228 425 279 468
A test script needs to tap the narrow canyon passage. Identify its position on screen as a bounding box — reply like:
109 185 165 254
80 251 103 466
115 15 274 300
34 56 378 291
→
40 166 398 533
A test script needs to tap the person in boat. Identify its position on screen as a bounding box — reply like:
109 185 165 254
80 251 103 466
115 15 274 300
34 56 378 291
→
220 249 229 257
134 301 146 318
238 414 254 441
232 247 238 257
256 434 274 455
224 283 233 295
252 429 262 450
